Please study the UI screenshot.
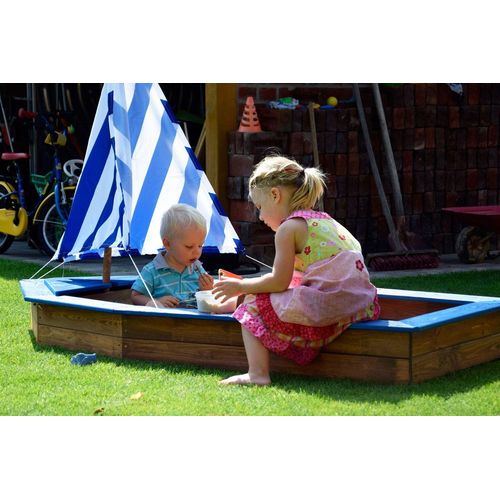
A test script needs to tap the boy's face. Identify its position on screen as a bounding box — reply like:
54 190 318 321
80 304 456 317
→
163 224 206 272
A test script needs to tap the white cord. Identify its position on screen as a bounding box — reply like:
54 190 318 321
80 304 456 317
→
30 259 66 280
128 253 159 309
244 254 273 270
29 258 60 279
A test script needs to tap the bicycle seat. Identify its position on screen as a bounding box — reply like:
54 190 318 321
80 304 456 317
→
1 152 30 161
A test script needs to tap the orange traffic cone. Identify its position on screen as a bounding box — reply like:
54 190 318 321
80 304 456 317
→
238 96 262 132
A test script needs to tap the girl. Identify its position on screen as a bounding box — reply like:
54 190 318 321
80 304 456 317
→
212 155 380 385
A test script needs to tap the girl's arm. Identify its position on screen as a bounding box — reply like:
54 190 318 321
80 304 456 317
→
212 218 306 301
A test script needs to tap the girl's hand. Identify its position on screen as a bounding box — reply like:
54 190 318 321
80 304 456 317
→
198 273 214 290
212 277 243 302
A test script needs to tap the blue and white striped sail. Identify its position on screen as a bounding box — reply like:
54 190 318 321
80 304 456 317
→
54 83 243 261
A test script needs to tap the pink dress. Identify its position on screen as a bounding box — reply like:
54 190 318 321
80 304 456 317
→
233 210 380 365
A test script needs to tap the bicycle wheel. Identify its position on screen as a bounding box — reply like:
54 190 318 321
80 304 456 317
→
34 186 75 256
0 184 15 254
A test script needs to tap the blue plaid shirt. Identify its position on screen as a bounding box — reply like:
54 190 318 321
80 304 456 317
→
131 252 206 307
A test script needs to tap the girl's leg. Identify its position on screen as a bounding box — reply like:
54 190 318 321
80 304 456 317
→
220 327 271 385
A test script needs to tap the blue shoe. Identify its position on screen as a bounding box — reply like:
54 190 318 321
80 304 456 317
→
71 353 97 366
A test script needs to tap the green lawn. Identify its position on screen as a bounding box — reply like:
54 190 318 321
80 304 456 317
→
1 259 499 415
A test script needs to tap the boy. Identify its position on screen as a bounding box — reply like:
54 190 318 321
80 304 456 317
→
131 204 214 308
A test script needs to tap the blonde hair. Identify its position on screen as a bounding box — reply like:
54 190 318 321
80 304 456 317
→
160 204 207 239
249 155 326 212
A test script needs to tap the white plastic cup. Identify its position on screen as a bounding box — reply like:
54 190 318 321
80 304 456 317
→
195 290 238 314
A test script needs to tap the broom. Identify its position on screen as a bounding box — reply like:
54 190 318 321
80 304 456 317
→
353 84 439 272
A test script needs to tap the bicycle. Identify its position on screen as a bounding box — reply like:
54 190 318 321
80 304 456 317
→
0 108 82 256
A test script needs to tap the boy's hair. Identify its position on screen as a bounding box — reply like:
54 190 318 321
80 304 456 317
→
249 155 326 212
160 204 207 240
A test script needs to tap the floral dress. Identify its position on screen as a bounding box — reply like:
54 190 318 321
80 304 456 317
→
233 210 380 365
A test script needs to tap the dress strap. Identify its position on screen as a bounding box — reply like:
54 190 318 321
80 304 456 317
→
286 210 332 221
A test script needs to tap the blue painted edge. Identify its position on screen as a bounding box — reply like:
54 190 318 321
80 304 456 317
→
19 277 235 322
19 279 500 331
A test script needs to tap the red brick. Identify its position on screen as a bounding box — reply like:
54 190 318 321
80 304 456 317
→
258 109 292 132
478 127 488 148
480 105 491 126
229 154 255 177
477 189 488 205
325 132 336 153
467 84 480 105
402 151 413 171
467 128 478 148
426 84 437 105
425 128 436 149
487 125 498 147
488 148 498 167
258 87 277 101
467 149 477 169
480 84 492 104
414 172 425 193
348 153 360 175
424 192 435 212
412 193 423 214
334 154 347 175
229 200 257 222
487 168 498 186
456 129 467 150
239 86 257 100
402 170 413 193
393 108 405 129
403 85 414 106
467 169 478 189
404 108 415 129
445 191 458 206
415 84 426 106
449 106 460 128
414 128 425 150
348 131 358 152
227 177 243 199
289 132 305 155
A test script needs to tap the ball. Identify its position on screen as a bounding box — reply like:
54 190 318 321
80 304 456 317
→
327 96 338 107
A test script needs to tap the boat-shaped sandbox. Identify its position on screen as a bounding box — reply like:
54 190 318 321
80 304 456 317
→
20 277 500 384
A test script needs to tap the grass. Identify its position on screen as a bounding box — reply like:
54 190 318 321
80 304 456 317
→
1 259 499 415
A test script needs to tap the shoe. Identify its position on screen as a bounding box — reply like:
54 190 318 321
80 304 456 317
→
70 353 97 366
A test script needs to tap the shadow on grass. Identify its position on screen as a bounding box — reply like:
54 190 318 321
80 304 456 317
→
28 330 500 407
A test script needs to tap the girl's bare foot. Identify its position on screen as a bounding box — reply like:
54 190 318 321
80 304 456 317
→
219 373 271 386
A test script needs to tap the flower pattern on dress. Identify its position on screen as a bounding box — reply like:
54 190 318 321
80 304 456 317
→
304 246 311 255
355 259 364 271
339 234 346 240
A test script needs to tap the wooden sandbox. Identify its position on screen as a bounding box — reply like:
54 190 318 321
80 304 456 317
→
20 277 500 384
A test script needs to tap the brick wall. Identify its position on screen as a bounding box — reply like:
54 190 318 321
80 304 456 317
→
228 83 500 264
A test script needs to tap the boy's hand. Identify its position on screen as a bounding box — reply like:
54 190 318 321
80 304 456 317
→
198 273 214 290
146 295 180 308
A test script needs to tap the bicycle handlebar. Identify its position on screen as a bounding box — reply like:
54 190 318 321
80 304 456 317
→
18 108 75 143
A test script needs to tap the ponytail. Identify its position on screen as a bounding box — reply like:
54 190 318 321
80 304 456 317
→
249 155 326 211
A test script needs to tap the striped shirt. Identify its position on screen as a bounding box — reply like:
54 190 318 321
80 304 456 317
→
131 252 206 307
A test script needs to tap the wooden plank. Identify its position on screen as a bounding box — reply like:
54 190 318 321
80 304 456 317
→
37 304 123 337
324 328 410 358
37 324 123 358
412 310 500 356
123 338 410 384
205 83 237 212
124 315 242 345
31 304 39 340
378 297 453 320
125 315 409 358
411 332 500 383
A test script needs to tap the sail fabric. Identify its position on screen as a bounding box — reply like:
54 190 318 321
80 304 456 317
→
54 83 243 261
